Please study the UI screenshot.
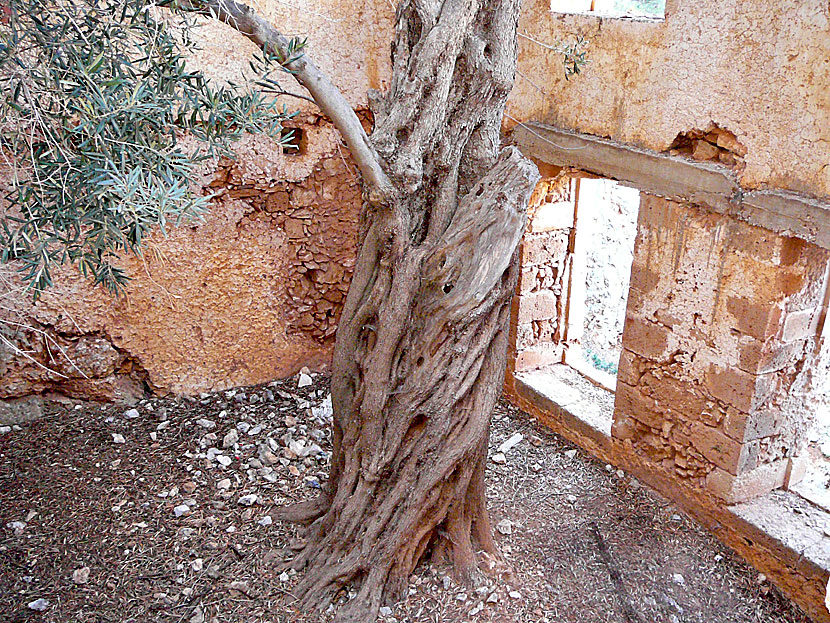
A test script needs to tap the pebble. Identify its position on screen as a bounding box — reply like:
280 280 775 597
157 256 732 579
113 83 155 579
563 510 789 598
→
672 573 685 586
157 421 170 431
216 455 232 467
112 433 126 444
124 408 140 419
379 606 393 616
223 429 239 448
564 449 578 459
258 516 273 526
508 590 521 599
8 521 26 534
237 422 251 434
196 419 216 430
192 558 204 572
0 426 11 435
298 373 313 388
173 504 191 517
496 519 513 535
470 602 484 615
28 598 49 611
72 566 91 584
238 494 258 506
497 432 523 454
247 425 262 436
217 478 231 490
486 592 499 603
566 494 577 504
491 452 507 465
279 571 290 582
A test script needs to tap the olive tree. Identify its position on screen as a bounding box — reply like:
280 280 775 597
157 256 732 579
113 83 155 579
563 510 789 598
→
0 1 583 620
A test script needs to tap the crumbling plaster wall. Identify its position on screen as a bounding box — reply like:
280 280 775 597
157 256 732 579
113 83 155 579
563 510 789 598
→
1 0 396 402
1 120 362 402
614 195 829 500
509 0 830 198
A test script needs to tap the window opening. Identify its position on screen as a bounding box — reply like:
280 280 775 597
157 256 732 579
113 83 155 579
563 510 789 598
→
551 0 666 19
564 177 639 389
513 174 639 392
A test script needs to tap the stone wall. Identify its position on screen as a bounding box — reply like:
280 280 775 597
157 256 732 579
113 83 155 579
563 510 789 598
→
613 195 829 502
509 0 830 199
0 117 362 402
514 173 574 371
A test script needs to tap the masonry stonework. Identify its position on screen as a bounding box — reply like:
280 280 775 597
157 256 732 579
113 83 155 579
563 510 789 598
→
612 195 829 502
0 118 362 402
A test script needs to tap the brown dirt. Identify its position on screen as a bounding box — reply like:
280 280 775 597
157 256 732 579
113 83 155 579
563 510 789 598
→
0 374 812 623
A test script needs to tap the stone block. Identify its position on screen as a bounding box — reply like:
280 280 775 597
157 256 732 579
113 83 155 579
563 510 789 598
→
517 291 559 323
515 349 561 372
687 422 744 474
781 308 817 343
621 316 669 360
738 337 806 374
726 297 784 340
628 264 660 295
783 456 809 490
521 232 569 266
704 365 777 412
616 349 642 387
705 459 788 503
614 381 664 429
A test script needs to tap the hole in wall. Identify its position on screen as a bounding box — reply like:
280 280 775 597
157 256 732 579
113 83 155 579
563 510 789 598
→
512 174 640 389
280 127 306 155
551 0 666 19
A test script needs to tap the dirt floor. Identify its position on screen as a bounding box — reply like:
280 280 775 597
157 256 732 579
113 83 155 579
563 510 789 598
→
0 373 813 623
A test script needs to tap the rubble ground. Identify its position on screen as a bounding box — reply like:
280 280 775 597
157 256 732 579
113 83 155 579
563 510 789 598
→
0 374 811 623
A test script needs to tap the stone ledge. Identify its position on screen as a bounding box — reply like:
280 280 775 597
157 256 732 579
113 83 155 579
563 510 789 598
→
511 122 830 250
504 367 830 623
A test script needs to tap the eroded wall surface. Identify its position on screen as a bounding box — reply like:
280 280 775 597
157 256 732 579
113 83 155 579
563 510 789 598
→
510 0 830 198
1 119 362 401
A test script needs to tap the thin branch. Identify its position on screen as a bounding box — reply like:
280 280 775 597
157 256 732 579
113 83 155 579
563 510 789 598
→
186 0 395 205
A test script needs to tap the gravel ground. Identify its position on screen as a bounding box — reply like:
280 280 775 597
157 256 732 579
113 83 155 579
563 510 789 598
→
0 373 812 623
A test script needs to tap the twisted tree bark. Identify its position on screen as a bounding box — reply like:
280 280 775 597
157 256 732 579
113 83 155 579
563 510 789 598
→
198 0 540 620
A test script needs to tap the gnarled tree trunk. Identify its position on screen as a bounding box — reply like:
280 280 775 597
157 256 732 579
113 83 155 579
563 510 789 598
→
204 0 540 619
276 1 539 620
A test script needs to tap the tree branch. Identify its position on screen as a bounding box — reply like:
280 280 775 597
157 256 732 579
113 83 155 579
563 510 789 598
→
186 0 395 205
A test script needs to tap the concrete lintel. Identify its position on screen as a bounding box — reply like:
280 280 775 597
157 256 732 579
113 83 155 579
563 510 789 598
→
512 122 738 211
512 122 830 249
741 190 830 249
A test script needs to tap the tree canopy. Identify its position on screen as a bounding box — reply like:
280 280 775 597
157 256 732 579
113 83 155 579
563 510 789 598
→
0 0 305 294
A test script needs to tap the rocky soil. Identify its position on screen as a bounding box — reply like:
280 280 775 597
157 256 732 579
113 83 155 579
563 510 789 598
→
0 373 811 623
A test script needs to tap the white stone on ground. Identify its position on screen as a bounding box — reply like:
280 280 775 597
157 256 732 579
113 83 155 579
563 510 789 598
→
72 566 91 584
173 504 191 517
491 452 506 464
497 432 523 454
238 494 257 506
124 408 140 419
111 433 125 444
298 373 313 388
222 429 239 448
28 599 49 611
496 519 513 535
